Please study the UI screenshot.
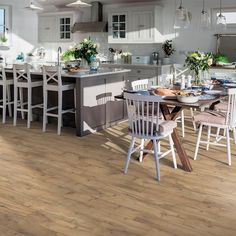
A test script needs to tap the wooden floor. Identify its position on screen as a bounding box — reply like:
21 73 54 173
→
0 119 235 236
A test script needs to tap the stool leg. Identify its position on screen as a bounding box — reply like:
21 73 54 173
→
13 85 18 126
43 90 48 132
57 90 62 135
226 128 231 166
2 85 6 124
6 85 12 118
181 110 185 138
194 124 203 160
19 87 25 120
27 87 32 129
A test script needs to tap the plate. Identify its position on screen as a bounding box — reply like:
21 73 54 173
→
204 90 224 95
199 94 216 100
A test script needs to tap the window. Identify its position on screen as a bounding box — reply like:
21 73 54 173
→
0 8 6 34
214 8 236 26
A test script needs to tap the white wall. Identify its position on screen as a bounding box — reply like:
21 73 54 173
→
0 0 38 62
2 0 236 64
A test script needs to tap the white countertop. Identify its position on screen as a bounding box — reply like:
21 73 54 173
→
101 62 172 69
5 67 130 78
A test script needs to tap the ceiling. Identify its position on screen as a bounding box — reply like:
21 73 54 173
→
37 0 159 7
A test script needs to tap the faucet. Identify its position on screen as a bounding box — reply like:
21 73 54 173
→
57 46 62 66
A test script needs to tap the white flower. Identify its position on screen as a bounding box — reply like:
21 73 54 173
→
83 38 88 43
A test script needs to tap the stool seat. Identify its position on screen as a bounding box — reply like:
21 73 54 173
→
46 82 75 91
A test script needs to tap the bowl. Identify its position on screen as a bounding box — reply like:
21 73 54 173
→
177 95 199 103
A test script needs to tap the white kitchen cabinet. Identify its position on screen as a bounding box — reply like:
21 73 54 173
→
107 5 163 44
38 16 57 42
38 13 73 42
131 10 154 43
108 12 129 43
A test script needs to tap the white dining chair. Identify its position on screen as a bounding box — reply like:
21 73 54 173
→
131 79 149 91
42 65 76 135
0 66 13 123
13 63 43 128
124 92 177 182
194 88 236 165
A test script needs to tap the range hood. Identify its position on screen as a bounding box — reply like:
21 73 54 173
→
71 2 108 33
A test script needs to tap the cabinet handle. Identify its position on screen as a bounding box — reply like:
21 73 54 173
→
45 27 50 30
137 70 141 73
138 24 145 28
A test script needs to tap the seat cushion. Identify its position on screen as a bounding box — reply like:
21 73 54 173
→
215 102 227 111
194 111 226 125
129 119 177 136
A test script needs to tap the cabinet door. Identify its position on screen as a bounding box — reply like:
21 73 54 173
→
38 16 57 42
132 11 154 42
108 12 128 43
58 16 73 42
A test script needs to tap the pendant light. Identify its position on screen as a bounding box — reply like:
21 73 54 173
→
25 1 43 11
174 0 190 29
216 0 227 30
66 0 92 8
200 0 211 29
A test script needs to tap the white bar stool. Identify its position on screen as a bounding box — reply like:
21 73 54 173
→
13 63 43 128
42 65 76 135
0 66 13 123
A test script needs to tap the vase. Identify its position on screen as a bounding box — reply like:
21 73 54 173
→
80 58 89 69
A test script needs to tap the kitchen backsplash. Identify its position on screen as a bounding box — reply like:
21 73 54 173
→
40 33 163 63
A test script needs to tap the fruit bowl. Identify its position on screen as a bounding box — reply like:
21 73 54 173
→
177 95 199 103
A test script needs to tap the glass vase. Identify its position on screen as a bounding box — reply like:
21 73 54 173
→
80 58 89 69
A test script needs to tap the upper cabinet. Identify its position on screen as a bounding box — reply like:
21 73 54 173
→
108 5 163 44
108 12 129 43
38 13 73 43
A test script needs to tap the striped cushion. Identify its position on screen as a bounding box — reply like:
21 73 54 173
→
215 102 227 111
194 111 226 125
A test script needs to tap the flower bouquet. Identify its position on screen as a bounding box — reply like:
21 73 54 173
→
185 51 213 85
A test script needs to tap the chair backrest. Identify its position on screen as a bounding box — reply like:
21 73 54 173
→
42 65 62 87
13 63 32 84
124 92 162 138
0 65 6 82
226 88 236 127
172 64 189 82
131 79 149 91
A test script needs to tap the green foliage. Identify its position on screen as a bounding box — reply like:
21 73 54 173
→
185 51 213 76
62 38 98 63
213 53 229 64
162 40 175 57
0 35 8 43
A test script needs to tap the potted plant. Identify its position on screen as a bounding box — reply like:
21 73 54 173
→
162 40 175 65
62 38 98 69
26 52 35 63
185 51 213 85
0 35 8 45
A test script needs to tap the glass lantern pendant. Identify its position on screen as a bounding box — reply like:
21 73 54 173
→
174 0 190 29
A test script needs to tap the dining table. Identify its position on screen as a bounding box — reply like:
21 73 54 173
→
142 94 226 172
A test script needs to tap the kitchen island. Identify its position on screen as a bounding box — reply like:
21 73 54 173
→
5 67 130 136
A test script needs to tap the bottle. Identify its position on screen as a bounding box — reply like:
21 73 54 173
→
181 75 186 90
187 75 192 89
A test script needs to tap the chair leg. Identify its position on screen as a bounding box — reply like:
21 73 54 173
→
57 90 63 135
194 124 203 160
124 137 136 174
216 127 221 142
158 141 161 154
168 134 177 169
153 140 160 181
181 110 185 138
226 128 231 166
190 108 196 131
19 87 25 119
2 85 6 124
43 90 48 133
206 126 211 151
139 139 145 162
13 85 18 126
27 87 32 129
6 85 12 118
233 128 236 144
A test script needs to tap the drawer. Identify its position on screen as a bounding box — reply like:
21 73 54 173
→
130 68 157 77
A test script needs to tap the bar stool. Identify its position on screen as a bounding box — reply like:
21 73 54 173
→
42 65 76 135
13 63 43 128
0 66 13 123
